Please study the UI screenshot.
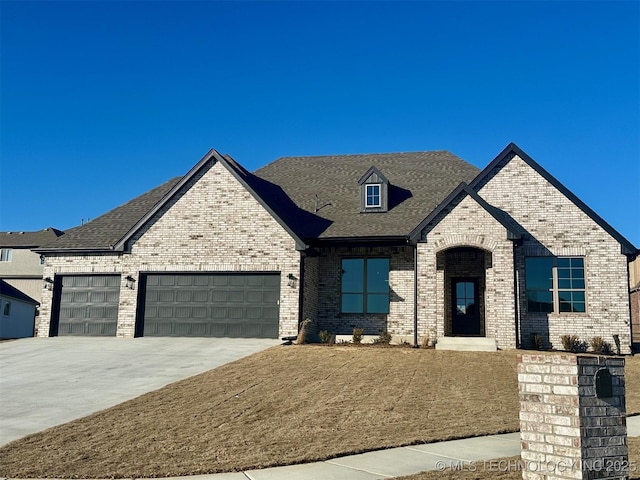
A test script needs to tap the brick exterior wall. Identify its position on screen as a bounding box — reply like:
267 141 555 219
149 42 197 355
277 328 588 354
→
37 160 301 338
418 194 517 349
518 353 628 480
314 245 415 340
477 154 632 354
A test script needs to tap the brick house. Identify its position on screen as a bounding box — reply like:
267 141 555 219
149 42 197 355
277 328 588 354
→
35 143 638 352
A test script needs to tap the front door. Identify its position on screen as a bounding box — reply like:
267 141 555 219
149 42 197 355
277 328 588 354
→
451 278 481 336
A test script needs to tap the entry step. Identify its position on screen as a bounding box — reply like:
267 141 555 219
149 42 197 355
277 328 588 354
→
435 337 497 352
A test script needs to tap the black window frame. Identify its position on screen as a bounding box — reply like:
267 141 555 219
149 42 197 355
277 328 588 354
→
525 256 586 314
341 257 390 314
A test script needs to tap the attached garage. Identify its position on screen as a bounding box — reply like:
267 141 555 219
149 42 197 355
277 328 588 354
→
138 273 281 338
52 275 120 336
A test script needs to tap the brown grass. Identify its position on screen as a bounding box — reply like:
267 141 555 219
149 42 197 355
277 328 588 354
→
0 346 638 479
395 438 640 480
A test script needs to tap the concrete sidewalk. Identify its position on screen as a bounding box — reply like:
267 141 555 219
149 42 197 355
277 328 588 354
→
133 416 640 480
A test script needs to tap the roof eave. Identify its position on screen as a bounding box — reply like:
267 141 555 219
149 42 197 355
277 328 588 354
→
34 247 121 255
408 182 522 243
469 143 638 256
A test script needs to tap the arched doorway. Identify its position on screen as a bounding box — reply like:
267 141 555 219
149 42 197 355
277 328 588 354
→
438 247 491 337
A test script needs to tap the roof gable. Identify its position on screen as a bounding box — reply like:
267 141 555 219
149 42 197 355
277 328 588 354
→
358 166 389 186
409 183 523 242
469 143 638 256
0 280 38 304
37 149 308 253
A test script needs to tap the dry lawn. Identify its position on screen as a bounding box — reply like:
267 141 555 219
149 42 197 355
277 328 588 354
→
0 346 638 479
395 437 640 480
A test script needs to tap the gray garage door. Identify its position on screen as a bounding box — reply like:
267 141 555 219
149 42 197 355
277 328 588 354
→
57 275 120 336
141 273 280 338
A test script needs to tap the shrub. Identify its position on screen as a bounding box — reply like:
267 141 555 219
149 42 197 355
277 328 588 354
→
613 334 621 355
374 330 392 345
420 335 430 348
319 330 334 345
296 319 311 345
352 327 364 344
530 333 543 350
560 334 582 352
590 336 611 354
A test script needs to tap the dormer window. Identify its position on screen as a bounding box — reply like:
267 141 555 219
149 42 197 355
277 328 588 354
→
358 166 388 213
366 184 381 208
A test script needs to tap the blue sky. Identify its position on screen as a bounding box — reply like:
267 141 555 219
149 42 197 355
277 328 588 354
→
1 1 639 246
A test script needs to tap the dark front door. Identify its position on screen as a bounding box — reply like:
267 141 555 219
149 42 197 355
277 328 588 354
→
451 278 481 336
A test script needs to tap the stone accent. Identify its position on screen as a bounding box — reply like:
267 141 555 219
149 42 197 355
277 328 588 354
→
518 353 628 480
37 160 301 338
478 154 632 354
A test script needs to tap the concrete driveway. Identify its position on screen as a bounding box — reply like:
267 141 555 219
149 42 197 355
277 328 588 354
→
0 336 280 446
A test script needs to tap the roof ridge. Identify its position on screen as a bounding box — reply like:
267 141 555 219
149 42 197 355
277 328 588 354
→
271 150 454 160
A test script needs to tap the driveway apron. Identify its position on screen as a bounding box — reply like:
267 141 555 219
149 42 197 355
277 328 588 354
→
0 337 279 445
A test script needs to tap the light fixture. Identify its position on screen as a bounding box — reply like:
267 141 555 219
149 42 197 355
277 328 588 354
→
287 273 298 288
43 277 54 291
125 275 136 290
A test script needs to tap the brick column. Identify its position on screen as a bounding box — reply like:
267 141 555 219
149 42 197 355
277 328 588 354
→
518 353 628 480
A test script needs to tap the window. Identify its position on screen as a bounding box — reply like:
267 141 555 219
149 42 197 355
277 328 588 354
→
341 258 390 314
365 184 381 208
0 248 12 262
2 301 10 316
525 257 585 314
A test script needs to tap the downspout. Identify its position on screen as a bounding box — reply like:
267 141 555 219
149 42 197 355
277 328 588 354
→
512 239 522 349
413 242 419 348
298 251 305 329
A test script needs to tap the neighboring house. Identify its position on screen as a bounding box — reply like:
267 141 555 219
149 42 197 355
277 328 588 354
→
34 143 638 353
630 257 640 347
0 280 38 339
0 228 65 304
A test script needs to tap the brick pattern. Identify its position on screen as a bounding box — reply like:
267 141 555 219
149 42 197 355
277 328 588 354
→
314 245 414 339
478 154 632 354
518 354 628 480
37 160 301 338
418 194 517 348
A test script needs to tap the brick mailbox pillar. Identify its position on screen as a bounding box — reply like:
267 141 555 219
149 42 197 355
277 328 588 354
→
518 354 628 480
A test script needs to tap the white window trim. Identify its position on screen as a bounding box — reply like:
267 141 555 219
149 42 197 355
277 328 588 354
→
365 184 381 208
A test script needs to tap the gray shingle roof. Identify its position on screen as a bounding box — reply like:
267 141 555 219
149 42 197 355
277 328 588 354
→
38 178 182 251
0 228 64 248
255 151 480 240
37 150 480 251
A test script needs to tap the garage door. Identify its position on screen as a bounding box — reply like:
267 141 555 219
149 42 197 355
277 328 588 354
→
140 273 280 338
56 275 120 336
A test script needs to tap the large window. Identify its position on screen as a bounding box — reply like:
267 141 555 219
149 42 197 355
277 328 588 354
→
525 257 585 314
341 258 390 314
0 248 12 262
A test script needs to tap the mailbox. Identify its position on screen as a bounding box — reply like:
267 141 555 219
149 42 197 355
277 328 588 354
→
594 368 613 398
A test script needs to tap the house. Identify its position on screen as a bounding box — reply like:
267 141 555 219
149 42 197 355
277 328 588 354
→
34 143 638 352
0 228 65 304
0 280 38 339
